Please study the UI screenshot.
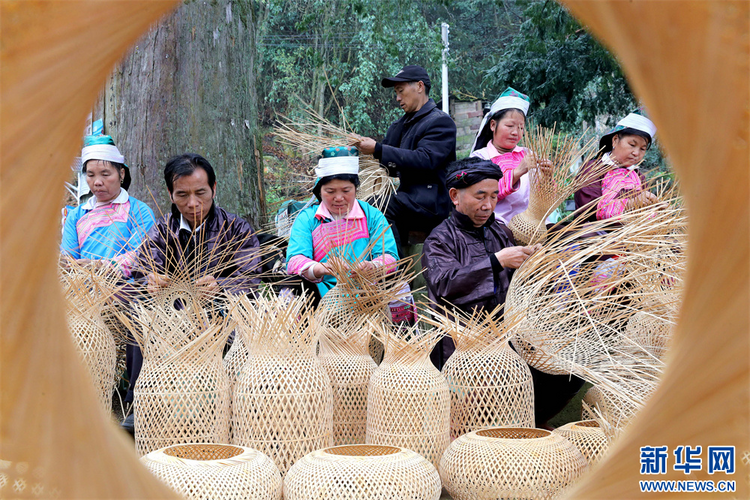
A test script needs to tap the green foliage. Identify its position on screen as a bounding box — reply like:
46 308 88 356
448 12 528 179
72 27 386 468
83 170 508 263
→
486 0 636 131
256 0 443 137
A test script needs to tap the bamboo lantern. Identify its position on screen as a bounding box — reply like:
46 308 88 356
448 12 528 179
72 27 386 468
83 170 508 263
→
231 294 333 475
366 322 450 467
507 127 602 245
141 443 282 500
319 324 378 445
554 420 609 465
60 267 119 413
440 427 589 500
66 311 117 412
119 293 233 457
223 332 248 390
624 311 673 360
581 382 654 435
424 308 534 438
283 444 441 499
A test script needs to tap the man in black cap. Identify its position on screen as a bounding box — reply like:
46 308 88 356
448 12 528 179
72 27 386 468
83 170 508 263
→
351 64 456 252
423 157 585 429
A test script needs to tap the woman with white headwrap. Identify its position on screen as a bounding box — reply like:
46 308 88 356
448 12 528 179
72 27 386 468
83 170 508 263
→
61 135 155 276
470 87 550 224
286 146 399 298
574 110 659 221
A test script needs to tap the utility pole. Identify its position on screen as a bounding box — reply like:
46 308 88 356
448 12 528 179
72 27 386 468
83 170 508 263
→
441 22 449 115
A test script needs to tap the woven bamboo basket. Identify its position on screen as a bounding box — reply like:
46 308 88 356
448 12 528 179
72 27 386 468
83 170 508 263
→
231 294 333 475
141 443 282 500
366 323 450 467
59 267 121 413
319 325 378 445
425 308 534 438
129 300 233 457
283 444 441 499
440 427 589 500
66 311 117 412
624 311 673 360
554 420 609 465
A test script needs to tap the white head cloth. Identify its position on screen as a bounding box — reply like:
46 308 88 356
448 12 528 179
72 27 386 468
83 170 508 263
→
617 113 657 140
315 156 359 178
81 144 125 167
471 94 531 152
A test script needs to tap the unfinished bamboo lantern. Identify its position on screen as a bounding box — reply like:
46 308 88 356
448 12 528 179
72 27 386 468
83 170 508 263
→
128 299 233 457
283 444 441 499
231 294 333 475
223 332 248 391
554 420 609 465
66 311 117 412
319 325 378 445
60 268 119 413
624 311 673 360
440 427 589 500
427 309 534 438
141 443 282 500
366 323 450 467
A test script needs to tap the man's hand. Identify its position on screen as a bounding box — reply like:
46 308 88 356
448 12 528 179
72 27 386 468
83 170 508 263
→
147 272 171 295
195 274 220 298
495 243 542 269
350 134 377 156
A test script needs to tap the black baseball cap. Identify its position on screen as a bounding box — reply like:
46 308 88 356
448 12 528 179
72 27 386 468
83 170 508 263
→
381 65 431 91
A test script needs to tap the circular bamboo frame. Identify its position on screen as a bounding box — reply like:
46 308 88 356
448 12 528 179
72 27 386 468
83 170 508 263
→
141 443 282 500
554 420 610 465
283 444 441 499
440 427 589 500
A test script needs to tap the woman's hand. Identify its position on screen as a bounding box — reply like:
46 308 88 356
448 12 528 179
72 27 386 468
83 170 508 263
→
352 260 376 275
495 243 542 269
535 158 553 176
626 190 658 210
311 262 332 279
513 155 532 184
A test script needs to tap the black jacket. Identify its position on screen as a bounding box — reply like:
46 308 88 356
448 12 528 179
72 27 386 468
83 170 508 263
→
374 98 456 218
422 209 516 314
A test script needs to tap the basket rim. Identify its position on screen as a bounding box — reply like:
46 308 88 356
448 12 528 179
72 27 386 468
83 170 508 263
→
152 443 247 462
475 427 552 440
322 444 402 457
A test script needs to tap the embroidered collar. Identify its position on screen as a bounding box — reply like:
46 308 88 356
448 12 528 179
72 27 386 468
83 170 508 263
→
81 188 129 210
486 140 524 158
315 200 365 221
602 153 640 171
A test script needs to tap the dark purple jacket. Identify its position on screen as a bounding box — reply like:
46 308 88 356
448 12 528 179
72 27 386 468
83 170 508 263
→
422 209 517 314
133 203 260 295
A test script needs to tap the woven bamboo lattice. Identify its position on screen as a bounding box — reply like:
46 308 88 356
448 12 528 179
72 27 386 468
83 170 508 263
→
114 285 234 457
440 427 589 500
505 198 687 431
223 333 248 441
231 293 333 475
59 266 121 412
365 322 450 467
283 444 441 499
141 443 282 500
554 420 609 465
423 307 534 438
624 309 674 361
507 126 605 245
319 322 378 445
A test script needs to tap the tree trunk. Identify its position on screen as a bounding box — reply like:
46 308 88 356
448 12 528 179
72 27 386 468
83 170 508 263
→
104 0 264 227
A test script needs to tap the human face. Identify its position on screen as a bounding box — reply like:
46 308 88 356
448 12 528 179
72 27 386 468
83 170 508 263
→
85 160 124 203
610 133 648 167
490 110 525 152
449 179 500 227
170 168 215 229
394 81 426 114
320 179 357 216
